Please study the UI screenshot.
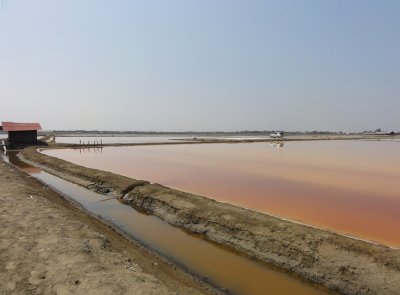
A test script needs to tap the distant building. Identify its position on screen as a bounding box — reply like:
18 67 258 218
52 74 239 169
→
0 122 42 144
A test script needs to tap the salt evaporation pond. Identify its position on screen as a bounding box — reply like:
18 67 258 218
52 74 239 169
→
55 136 189 144
44 140 400 246
3 152 329 295
54 135 271 144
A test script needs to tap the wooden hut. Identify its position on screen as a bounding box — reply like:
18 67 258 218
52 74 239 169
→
0 122 42 144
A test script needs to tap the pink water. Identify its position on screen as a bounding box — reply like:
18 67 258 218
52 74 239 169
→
44 140 400 246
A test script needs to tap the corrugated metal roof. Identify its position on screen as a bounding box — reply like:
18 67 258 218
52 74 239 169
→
1 122 42 132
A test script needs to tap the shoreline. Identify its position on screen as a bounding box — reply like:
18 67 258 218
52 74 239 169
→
18 145 400 295
215 201 400 250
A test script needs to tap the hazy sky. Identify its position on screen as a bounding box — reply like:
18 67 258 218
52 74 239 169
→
0 1 399 131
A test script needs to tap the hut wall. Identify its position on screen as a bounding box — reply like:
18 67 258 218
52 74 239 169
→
8 130 38 143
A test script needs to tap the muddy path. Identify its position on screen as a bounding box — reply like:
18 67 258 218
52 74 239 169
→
19 147 400 295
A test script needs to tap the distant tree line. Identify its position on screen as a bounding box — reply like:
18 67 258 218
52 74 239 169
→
37 129 398 136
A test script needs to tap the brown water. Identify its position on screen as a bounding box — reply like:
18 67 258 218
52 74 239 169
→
44 140 400 246
2 152 329 295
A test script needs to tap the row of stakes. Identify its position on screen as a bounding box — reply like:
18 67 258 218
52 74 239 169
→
77 140 103 153
78 139 103 146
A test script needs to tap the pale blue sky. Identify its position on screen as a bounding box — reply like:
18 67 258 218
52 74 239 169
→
0 0 399 131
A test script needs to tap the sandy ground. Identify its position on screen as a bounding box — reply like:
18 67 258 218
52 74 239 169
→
20 146 400 295
0 160 216 295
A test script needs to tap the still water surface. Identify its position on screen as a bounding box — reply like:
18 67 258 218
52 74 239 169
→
3 152 328 295
55 136 188 144
45 140 400 246
54 135 271 144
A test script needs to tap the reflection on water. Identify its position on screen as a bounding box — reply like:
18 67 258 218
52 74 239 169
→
4 152 41 174
45 140 400 246
76 147 104 154
270 141 284 147
55 136 189 144
2 152 329 295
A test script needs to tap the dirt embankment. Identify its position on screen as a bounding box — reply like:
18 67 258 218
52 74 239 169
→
20 147 149 196
0 158 216 295
20 147 400 295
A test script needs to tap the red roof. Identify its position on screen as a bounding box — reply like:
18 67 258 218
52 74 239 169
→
1 122 42 132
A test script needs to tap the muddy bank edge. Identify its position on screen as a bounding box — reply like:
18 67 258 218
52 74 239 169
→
20 147 400 295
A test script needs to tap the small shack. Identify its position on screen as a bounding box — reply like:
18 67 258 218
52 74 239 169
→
1 122 42 144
